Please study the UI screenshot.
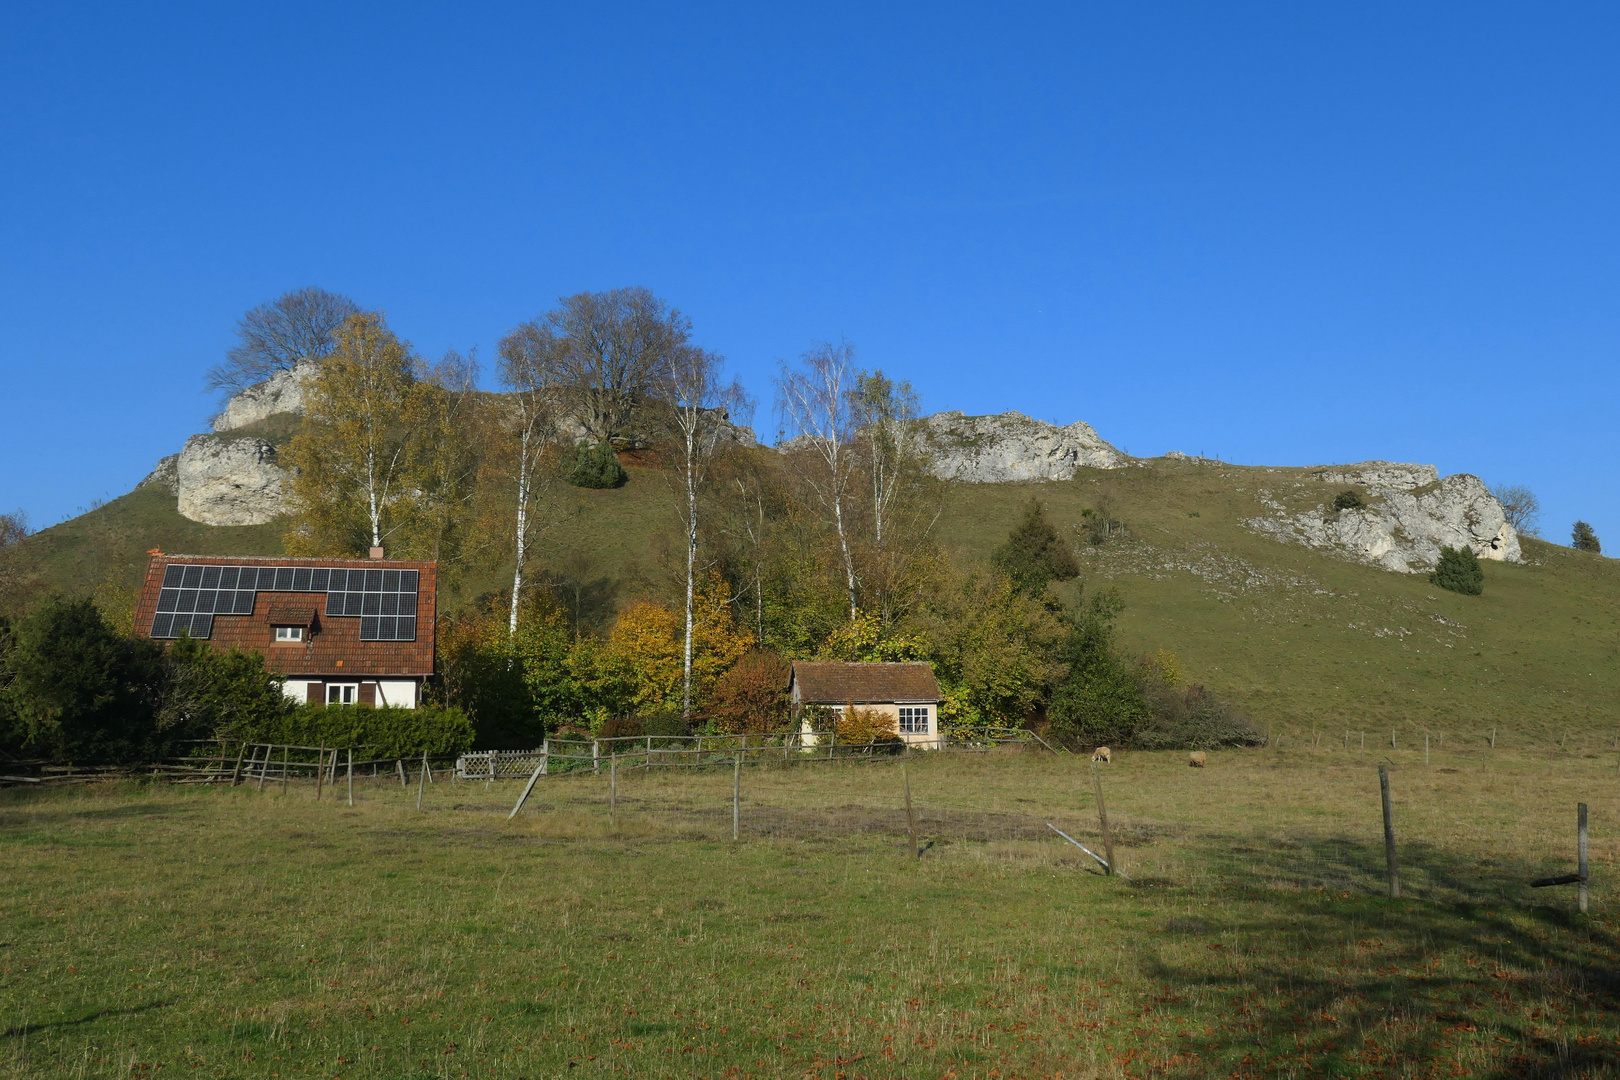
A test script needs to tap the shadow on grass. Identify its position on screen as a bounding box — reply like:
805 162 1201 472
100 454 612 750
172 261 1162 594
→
1 1000 171 1039
1142 833 1620 1077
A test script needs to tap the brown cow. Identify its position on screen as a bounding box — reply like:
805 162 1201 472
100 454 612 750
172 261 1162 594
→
1189 751 1207 768
1091 746 1112 763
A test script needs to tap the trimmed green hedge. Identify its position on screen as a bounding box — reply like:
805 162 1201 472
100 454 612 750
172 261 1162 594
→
249 703 474 758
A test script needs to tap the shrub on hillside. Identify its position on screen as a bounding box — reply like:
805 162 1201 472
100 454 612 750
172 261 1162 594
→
565 441 628 489
1333 490 1366 511
1047 589 1148 747
1430 545 1484 595
1573 520 1602 554
992 499 1080 599
159 635 291 744
247 703 474 759
1134 680 1261 750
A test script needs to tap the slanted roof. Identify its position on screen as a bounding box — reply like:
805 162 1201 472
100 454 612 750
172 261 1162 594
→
790 661 941 704
266 604 318 626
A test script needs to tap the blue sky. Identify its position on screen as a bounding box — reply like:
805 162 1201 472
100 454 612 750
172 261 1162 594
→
1 2 1616 546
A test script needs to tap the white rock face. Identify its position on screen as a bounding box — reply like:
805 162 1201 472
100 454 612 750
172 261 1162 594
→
176 434 289 526
1245 463 1521 573
139 454 180 495
920 411 1131 482
212 361 316 432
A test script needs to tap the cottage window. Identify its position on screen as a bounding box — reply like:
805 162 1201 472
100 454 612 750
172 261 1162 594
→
274 626 304 642
326 683 358 706
898 706 928 734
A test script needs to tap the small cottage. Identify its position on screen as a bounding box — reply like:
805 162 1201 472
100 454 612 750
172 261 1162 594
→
132 552 436 708
788 661 944 749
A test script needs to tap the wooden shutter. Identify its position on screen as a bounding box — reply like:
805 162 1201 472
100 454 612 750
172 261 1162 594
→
359 682 376 707
306 682 323 705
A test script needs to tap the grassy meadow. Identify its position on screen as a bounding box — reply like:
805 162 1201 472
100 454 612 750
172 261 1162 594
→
6 744 1620 1078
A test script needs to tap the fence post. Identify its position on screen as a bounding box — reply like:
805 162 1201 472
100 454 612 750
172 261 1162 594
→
1092 763 1113 876
1425 733 1430 766
417 751 427 811
1380 765 1400 898
593 740 600 776
281 745 290 794
230 742 247 787
646 734 652 768
610 755 618 829
397 760 407 787
541 738 549 776
1579 802 1590 914
903 762 919 859
315 747 327 801
732 754 741 842
346 748 354 807
256 745 269 791
1491 727 1496 749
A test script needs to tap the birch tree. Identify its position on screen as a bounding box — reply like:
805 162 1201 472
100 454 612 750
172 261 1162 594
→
850 371 920 551
660 345 751 718
776 340 861 621
410 349 484 567
496 321 566 637
283 313 420 556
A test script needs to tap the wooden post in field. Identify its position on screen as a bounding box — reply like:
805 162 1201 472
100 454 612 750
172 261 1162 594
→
508 760 545 820
346 748 354 807
903 763 918 859
416 751 427 811
732 754 741 842
1379 765 1400 898
1092 763 1114 876
541 738 549 776
280 744 290 793
1491 727 1496 749
610 754 618 828
1425 733 1430 766
592 739 600 776
315 747 327 800
646 735 652 767
230 742 247 786
1579 802 1589 914
255 745 268 791
397 760 407 787
1390 729 1396 751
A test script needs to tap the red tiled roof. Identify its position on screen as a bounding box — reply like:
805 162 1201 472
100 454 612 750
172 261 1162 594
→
266 604 317 626
131 554 436 678
789 661 941 704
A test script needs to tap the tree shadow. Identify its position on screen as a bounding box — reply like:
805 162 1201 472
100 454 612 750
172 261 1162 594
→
2 1000 172 1039
1134 833 1620 1077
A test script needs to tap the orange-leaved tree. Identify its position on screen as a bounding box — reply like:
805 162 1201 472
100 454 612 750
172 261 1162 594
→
608 572 753 715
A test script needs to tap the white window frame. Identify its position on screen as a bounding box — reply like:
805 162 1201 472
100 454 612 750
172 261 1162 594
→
274 625 305 642
326 683 358 706
898 706 929 734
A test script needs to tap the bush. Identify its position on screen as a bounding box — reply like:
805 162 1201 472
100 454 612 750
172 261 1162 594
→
1134 681 1261 750
0 597 166 764
707 650 791 733
1333 490 1365 511
565 441 627 489
1047 589 1148 746
992 499 1080 598
637 708 689 738
1573 520 1602 554
1430 545 1484 595
835 704 897 745
247 703 475 758
159 635 290 745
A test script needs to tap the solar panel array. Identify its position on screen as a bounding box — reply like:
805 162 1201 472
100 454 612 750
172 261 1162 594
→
151 564 419 641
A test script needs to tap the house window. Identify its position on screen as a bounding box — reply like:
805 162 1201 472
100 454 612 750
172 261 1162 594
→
326 683 358 706
898 706 929 734
274 626 304 642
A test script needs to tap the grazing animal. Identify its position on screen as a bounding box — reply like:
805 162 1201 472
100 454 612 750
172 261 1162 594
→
1091 746 1112 763
1189 751 1207 768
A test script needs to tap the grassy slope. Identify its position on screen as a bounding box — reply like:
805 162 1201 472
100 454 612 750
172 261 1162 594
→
7 455 1618 735
5 747 1620 1078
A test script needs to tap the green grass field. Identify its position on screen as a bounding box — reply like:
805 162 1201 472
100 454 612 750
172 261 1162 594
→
6 745 1620 1078
6 454 1618 734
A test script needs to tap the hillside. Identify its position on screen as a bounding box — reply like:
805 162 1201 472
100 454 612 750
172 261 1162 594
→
5 450 1616 738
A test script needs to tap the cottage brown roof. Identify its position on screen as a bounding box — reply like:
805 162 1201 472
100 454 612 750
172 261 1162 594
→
790 661 941 704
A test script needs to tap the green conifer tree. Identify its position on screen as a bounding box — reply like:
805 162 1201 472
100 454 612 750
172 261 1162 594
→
1430 545 1484 595
992 499 1080 598
1572 521 1602 553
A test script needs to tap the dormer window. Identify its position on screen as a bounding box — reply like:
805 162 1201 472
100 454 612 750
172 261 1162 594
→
274 626 304 642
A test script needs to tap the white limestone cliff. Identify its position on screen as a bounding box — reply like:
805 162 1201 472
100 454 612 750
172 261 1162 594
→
919 411 1132 482
175 434 288 526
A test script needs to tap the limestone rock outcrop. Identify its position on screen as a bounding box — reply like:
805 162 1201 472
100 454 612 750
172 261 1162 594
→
1244 462 1520 573
138 454 180 495
919 411 1131 482
212 362 315 432
174 434 289 526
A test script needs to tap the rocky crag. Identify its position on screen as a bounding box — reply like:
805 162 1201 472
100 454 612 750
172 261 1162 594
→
919 411 1132 481
1242 461 1520 573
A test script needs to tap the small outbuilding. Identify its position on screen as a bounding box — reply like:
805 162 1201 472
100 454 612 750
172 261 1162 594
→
788 661 944 749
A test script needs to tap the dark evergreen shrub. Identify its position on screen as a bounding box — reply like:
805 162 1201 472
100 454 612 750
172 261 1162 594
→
992 499 1080 598
1430 545 1484 595
565 441 628 488
1573 521 1602 553
1333 490 1365 511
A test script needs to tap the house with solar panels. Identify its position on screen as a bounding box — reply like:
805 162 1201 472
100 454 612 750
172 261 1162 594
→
133 552 436 708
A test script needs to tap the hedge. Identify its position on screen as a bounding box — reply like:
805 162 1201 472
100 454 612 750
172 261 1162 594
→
247 703 475 758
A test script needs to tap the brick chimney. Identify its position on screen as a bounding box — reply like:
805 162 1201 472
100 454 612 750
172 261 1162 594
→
369 546 384 560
